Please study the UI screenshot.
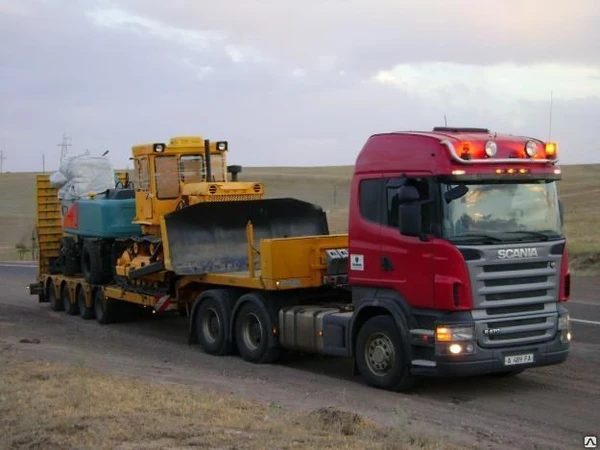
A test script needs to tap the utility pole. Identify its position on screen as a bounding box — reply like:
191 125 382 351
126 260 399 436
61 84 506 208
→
57 132 72 164
0 149 6 174
548 91 553 140
42 153 46 173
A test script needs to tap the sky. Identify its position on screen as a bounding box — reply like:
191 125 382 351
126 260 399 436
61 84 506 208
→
0 0 599 172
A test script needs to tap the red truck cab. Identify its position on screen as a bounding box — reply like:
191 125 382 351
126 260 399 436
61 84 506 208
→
345 127 570 390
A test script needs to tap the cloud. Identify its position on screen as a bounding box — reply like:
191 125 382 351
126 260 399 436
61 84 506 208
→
371 62 600 103
0 0 598 173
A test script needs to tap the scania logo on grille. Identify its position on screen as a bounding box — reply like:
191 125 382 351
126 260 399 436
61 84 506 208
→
497 248 538 260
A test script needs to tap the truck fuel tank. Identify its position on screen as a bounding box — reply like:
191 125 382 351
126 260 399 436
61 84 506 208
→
278 306 352 356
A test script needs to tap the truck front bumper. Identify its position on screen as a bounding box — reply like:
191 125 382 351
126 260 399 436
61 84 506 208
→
410 335 569 377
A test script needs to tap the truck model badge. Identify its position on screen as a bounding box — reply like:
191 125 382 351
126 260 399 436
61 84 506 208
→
497 248 538 260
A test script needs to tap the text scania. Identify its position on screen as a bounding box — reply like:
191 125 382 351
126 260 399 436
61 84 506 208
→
497 248 539 260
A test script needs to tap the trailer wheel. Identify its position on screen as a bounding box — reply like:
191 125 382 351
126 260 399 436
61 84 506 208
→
47 281 63 312
194 291 234 356
355 315 414 391
234 300 280 364
81 240 111 285
61 237 80 276
77 286 94 320
61 283 78 316
93 289 113 324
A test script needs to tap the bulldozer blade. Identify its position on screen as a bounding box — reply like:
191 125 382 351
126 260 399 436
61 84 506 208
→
164 198 330 275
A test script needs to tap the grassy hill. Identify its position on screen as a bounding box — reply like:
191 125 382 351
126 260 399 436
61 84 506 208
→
1 164 598 273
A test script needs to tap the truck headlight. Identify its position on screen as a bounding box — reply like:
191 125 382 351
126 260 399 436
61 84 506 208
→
436 325 474 342
435 324 476 355
558 314 571 344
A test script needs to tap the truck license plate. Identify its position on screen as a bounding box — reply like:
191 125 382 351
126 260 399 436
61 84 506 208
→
504 353 534 366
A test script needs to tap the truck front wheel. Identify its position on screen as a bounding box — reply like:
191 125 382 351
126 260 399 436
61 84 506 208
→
355 315 414 391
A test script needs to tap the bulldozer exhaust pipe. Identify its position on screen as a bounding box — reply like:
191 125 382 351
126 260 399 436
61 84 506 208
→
204 139 212 182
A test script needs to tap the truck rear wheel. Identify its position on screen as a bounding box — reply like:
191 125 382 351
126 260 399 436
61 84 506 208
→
234 298 280 364
93 289 113 324
47 282 63 312
355 315 414 391
77 286 94 320
194 291 234 356
61 284 78 316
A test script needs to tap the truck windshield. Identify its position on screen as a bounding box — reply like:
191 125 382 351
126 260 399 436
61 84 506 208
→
441 181 562 243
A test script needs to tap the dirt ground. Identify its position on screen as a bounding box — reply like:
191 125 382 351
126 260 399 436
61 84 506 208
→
1 265 599 450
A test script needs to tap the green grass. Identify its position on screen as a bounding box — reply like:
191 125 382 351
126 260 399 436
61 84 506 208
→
0 164 598 273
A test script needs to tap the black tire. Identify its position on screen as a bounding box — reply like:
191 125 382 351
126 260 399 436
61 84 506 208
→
61 237 80 276
355 315 414 392
47 281 63 312
234 297 280 364
93 288 113 324
81 240 112 285
194 290 234 356
77 287 94 320
61 284 78 316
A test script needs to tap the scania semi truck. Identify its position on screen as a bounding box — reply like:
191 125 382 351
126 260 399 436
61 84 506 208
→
29 127 571 391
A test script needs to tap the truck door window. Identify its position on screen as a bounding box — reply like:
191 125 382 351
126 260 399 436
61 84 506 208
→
136 158 150 191
359 179 383 223
386 177 433 232
155 156 180 199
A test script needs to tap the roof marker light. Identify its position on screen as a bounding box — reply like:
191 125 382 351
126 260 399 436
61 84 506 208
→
507 168 516 174
460 142 471 160
452 170 466 175
525 140 538 157
495 169 504 174
545 142 557 159
484 140 498 157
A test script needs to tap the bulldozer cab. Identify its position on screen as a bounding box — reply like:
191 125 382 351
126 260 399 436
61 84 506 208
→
131 136 264 234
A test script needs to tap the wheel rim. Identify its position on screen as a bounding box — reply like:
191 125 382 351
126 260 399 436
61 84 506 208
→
241 312 262 352
364 332 395 376
200 308 221 344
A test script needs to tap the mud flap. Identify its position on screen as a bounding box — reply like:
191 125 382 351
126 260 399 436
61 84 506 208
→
164 198 330 275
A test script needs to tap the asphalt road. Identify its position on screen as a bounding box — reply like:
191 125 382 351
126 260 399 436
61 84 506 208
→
1 263 599 450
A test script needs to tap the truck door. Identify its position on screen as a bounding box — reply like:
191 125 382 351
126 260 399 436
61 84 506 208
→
135 157 153 221
378 175 435 309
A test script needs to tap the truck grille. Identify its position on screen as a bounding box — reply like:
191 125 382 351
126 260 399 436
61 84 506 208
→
464 242 563 348
477 314 557 347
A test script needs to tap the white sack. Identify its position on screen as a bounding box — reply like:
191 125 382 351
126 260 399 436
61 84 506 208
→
53 152 115 200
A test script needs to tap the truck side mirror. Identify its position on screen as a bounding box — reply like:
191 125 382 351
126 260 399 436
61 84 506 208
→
444 184 469 203
397 186 422 238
